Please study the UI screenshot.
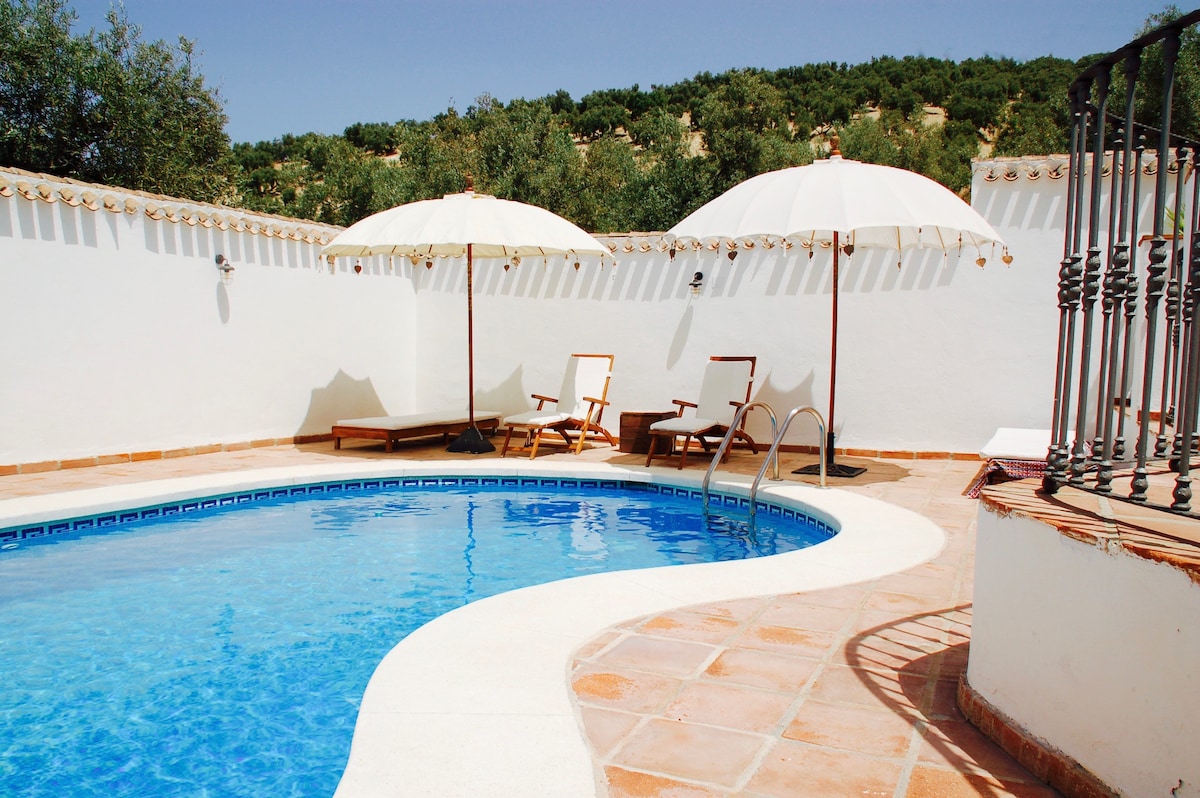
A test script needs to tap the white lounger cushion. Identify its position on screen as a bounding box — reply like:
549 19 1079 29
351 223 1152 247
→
335 411 501 430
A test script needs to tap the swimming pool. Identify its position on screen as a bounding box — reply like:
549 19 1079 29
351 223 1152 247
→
0 474 833 797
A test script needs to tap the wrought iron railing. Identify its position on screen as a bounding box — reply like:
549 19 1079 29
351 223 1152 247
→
1043 10 1200 514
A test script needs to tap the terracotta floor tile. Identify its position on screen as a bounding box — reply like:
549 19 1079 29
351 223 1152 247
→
807 664 926 711
662 681 794 734
786 584 870 610
924 675 966 721
684 595 772 622
905 765 1059 797
580 706 643 758
614 615 653 632
755 601 854 633
603 766 727 797
574 630 622 661
703 648 821 692
637 610 742 644
610 718 766 789
572 664 683 714
839 633 946 676
939 643 970 678
873 570 959 600
599 635 718 678
783 699 919 757
903 558 960 580
738 624 839 659
744 740 902 798
864 590 955 616
918 719 1037 782
852 608 916 635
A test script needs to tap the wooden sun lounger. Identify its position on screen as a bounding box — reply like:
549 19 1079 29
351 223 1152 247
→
332 411 502 452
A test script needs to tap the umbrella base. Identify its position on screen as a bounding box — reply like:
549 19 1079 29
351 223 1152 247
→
447 425 496 454
793 461 867 478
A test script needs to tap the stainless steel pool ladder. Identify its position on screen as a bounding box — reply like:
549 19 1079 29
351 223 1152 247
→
702 403 827 521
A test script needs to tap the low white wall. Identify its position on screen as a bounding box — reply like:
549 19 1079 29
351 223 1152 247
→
0 161 1092 466
970 507 1200 797
0 173 417 464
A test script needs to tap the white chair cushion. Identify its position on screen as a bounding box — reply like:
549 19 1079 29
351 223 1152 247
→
504 410 572 427
649 416 720 436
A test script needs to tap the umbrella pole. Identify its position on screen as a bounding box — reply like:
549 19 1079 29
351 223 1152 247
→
448 242 496 454
794 232 865 478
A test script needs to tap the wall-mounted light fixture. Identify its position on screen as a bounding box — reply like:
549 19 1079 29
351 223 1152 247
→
215 254 234 284
689 271 704 297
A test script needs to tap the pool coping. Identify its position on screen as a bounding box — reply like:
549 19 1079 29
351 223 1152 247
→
0 458 947 797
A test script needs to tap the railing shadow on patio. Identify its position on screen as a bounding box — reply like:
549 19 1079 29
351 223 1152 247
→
845 604 1065 797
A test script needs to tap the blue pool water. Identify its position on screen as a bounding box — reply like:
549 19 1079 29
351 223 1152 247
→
0 479 832 797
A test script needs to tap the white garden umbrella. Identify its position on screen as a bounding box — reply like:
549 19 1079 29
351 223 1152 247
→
322 185 611 453
668 141 1005 476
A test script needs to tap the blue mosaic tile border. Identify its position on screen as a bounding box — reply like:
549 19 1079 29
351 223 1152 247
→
0 476 833 548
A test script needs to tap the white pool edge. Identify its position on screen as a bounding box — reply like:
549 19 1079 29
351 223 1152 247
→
0 459 946 798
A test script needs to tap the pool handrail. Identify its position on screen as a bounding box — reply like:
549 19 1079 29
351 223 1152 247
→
702 401 779 512
749 406 827 522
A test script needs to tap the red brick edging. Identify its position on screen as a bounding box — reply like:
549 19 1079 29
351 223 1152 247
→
957 673 1117 798
0 434 335 476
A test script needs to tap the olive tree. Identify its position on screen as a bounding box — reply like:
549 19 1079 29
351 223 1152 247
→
0 0 234 203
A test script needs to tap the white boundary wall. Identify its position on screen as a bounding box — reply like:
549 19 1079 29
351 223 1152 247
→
970 508 1200 796
0 161 1106 466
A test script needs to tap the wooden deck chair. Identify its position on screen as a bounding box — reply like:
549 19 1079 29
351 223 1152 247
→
501 353 618 458
645 356 759 469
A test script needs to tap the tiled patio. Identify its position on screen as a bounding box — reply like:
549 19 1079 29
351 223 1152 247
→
1 439 1057 796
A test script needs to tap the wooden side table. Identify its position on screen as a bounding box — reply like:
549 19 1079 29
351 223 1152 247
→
619 410 676 454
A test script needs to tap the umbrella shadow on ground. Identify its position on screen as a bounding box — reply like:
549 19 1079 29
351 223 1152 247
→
296 369 388 437
604 447 910 487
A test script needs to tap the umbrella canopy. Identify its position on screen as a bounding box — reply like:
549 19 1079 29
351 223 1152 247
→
322 188 611 453
668 154 1002 252
322 189 610 261
668 149 1005 476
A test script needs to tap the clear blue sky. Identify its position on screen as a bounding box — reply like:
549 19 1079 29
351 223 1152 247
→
71 0 1178 144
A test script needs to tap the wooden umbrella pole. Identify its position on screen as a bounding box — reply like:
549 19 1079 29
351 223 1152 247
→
828 231 839 465
466 242 475 425
447 241 495 453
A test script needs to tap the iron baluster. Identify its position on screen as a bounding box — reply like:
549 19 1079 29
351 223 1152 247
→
1130 28 1180 502
1093 131 1124 468
1070 69 1112 486
1097 137 1129 491
1159 147 1189 457
1115 134 1147 462
1044 83 1090 493
1171 154 1200 509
